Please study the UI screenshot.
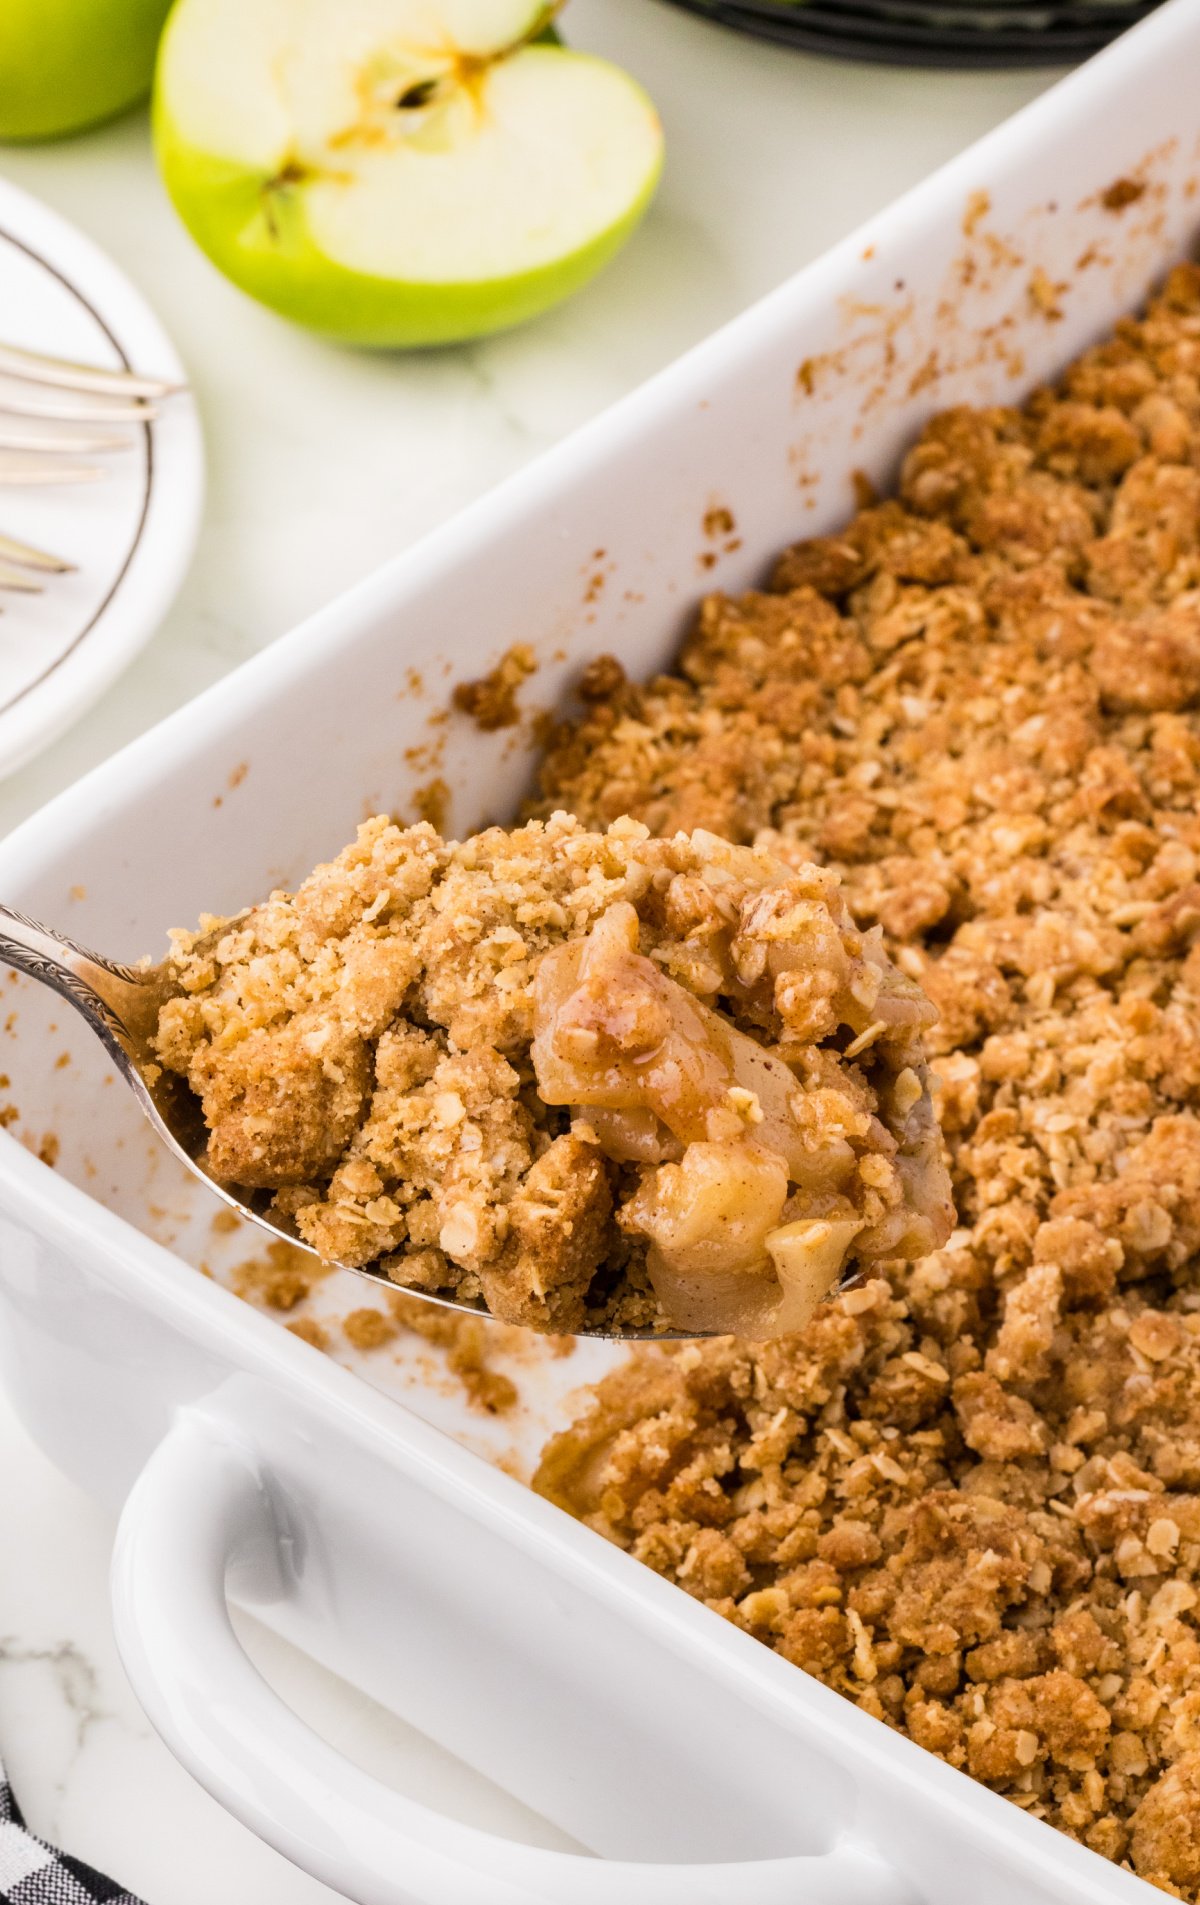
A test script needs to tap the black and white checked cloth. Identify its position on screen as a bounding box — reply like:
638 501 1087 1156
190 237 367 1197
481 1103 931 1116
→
0 1756 145 1905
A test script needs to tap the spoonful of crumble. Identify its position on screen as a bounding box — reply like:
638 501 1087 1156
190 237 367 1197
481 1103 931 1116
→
0 812 953 1338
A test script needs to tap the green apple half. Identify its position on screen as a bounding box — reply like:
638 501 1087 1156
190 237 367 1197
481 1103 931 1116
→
153 0 663 347
0 0 172 142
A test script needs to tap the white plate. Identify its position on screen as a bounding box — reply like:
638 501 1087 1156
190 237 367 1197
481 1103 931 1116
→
0 173 203 779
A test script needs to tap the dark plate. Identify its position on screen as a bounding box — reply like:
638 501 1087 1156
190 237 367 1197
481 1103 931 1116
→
663 0 1139 58
737 0 1146 11
788 0 1153 24
736 0 1143 37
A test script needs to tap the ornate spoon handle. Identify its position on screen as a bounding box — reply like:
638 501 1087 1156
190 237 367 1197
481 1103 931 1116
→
0 901 158 1062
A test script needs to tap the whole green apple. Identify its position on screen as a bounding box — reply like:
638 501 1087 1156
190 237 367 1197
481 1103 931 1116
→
153 0 663 348
0 0 173 142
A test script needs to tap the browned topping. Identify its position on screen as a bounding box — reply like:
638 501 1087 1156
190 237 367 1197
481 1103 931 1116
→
534 262 1200 1894
156 817 947 1336
452 642 537 731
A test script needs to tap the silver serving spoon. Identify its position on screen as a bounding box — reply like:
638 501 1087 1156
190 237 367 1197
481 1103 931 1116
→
0 902 713 1340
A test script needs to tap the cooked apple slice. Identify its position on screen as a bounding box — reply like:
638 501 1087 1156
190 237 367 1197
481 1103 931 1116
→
153 0 663 345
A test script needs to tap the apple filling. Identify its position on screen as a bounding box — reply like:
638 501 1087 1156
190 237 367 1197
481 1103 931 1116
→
155 812 952 1334
531 891 947 1334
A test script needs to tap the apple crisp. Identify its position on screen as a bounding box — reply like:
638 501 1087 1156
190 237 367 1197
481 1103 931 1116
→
533 261 1200 1896
154 815 949 1335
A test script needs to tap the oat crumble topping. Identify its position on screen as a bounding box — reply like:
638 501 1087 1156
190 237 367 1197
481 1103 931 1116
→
532 262 1200 1897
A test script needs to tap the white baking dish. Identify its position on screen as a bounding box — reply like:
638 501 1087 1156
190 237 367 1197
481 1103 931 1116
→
1 10 1197 1899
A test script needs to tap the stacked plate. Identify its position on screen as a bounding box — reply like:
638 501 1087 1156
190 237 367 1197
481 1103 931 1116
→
663 0 1161 65
0 176 202 778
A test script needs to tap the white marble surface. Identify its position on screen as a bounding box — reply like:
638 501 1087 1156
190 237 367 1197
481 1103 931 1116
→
0 5 1064 1898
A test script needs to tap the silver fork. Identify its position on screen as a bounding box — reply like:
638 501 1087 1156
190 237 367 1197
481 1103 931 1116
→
0 340 183 591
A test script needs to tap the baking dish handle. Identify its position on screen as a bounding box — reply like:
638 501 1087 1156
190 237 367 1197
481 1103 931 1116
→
112 1408 912 1905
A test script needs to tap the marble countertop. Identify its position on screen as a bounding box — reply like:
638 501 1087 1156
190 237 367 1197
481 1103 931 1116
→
0 5 1061 1897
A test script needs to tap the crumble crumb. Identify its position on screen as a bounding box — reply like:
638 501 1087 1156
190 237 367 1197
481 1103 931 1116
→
278 1288 526 1416
286 1315 329 1351
230 1238 329 1312
387 1291 519 1414
1102 178 1148 213
452 642 537 731
343 1306 397 1351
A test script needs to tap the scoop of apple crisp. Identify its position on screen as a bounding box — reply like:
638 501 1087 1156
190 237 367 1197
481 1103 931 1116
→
154 813 952 1334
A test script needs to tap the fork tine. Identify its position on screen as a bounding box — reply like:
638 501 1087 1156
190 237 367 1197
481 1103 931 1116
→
0 341 180 401
0 454 104 485
0 386 157 426
0 423 131 455
0 532 73 573
0 560 44 593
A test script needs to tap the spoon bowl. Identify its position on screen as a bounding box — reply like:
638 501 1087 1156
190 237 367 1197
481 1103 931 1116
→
0 900 725 1340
